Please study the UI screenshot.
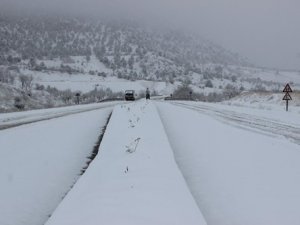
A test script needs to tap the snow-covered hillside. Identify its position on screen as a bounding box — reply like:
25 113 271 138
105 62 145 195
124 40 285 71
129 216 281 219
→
1 16 299 112
0 17 248 73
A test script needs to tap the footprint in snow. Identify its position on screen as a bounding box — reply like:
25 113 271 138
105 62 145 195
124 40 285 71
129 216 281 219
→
126 137 141 153
129 119 135 128
124 166 129 173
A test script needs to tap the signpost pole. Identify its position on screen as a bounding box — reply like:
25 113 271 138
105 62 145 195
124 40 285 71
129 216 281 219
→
282 83 293 112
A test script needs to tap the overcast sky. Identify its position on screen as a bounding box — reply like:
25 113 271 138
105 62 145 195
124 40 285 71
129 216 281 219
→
1 0 300 70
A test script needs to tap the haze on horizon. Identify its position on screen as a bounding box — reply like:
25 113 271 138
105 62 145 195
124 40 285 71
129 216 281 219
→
1 0 300 71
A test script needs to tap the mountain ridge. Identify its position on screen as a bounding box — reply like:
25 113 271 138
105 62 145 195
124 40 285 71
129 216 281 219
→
0 16 249 81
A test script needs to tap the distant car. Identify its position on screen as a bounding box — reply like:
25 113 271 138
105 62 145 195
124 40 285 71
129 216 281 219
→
125 90 135 101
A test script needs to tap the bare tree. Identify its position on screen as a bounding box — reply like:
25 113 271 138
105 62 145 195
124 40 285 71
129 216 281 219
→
61 89 73 104
19 75 33 93
173 84 193 99
0 68 15 84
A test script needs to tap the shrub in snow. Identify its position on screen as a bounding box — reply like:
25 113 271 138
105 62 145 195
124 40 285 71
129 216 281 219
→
14 96 25 110
206 92 223 102
223 84 240 99
173 84 193 99
35 83 45 91
34 62 47 71
251 84 267 92
231 76 237 82
192 92 206 101
97 72 107 77
205 79 213 88
89 70 96 75
19 75 33 93
61 89 73 104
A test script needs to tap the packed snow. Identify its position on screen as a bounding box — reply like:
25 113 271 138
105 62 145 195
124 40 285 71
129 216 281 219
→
157 101 300 225
169 100 300 144
223 91 300 109
45 101 206 225
0 101 122 129
0 107 113 225
2 97 300 225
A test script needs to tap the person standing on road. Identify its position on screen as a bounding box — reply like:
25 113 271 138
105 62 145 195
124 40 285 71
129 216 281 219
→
146 88 150 100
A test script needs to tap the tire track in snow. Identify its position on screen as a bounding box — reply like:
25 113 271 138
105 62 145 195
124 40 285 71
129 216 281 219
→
171 101 300 144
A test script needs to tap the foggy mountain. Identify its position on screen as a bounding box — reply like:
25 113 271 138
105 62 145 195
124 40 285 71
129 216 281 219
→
0 16 249 80
1 15 299 112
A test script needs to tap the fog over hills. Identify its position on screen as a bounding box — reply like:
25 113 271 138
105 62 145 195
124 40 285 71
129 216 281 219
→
0 16 248 71
1 0 300 71
0 8 299 112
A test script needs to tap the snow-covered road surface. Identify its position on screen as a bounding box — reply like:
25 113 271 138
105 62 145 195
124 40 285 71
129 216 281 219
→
0 101 122 130
157 101 300 225
46 101 206 225
3 99 300 225
170 101 300 144
0 108 112 225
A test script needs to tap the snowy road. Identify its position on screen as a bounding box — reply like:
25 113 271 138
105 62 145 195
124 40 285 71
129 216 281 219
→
0 101 122 130
157 101 300 225
2 100 300 225
170 101 300 144
0 107 113 225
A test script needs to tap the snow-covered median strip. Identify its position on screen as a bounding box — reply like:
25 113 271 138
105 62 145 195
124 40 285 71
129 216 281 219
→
46 100 206 225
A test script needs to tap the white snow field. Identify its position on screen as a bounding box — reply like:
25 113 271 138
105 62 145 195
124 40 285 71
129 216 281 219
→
21 68 175 94
45 101 206 225
169 101 300 144
0 107 113 225
223 91 300 112
157 101 300 225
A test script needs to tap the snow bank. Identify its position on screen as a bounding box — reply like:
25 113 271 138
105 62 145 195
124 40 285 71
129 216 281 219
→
46 100 206 225
157 102 300 225
224 91 300 112
171 100 300 131
0 108 112 225
0 101 121 129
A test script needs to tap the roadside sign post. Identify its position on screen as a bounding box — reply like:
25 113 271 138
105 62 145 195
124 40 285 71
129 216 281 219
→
75 92 81 105
282 84 292 111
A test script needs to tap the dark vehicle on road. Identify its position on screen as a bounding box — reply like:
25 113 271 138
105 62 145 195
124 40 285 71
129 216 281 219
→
125 90 135 101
